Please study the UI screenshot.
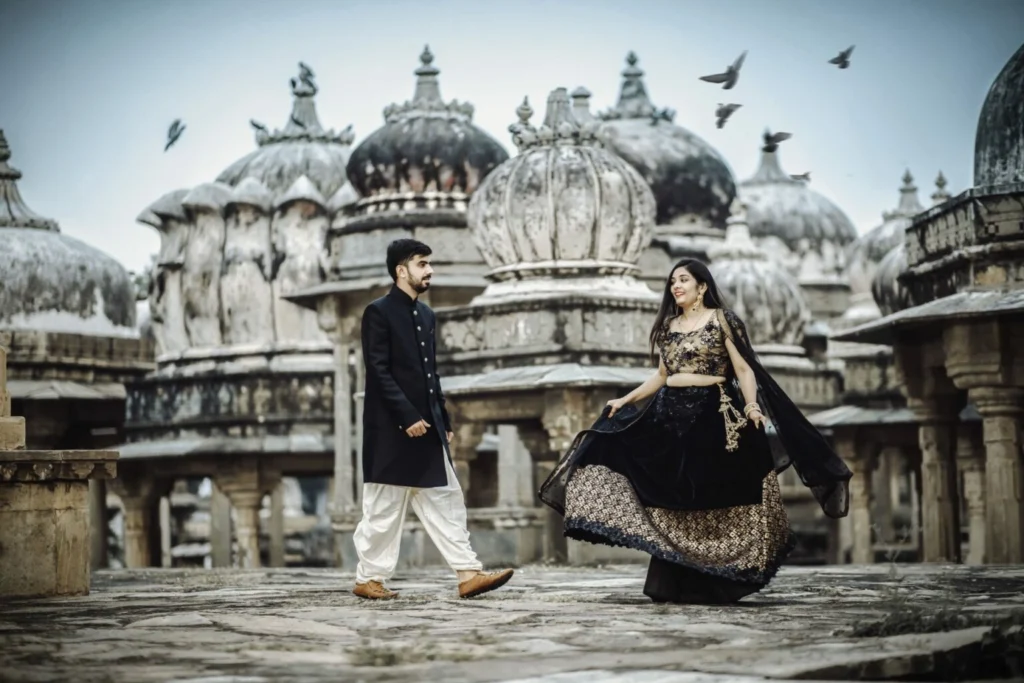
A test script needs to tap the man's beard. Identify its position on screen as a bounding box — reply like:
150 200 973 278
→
412 277 431 293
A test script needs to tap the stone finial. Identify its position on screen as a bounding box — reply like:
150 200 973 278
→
571 87 595 124
0 130 60 232
599 51 670 121
511 88 601 152
256 63 355 147
883 169 925 220
382 47 475 123
931 171 951 205
708 198 764 261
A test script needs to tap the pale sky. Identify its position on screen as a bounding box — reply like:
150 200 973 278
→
1 0 1021 275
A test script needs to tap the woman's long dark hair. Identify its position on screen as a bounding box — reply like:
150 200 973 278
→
649 258 729 365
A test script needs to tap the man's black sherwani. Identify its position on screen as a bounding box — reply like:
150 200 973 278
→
360 286 452 488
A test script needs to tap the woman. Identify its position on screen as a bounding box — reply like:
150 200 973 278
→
539 259 852 604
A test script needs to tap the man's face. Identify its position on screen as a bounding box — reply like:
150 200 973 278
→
399 254 433 293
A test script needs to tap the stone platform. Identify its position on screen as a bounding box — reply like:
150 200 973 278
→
1 565 1022 682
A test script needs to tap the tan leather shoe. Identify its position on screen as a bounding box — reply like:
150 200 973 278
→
353 580 398 600
458 569 514 599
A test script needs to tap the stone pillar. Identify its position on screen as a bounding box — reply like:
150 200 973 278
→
232 490 263 568
872 447 899 544
353 346 366 507
518 423 566 563
452 421 487 498
956 423 986 565
110 474 157 569
89 479 109 570
209 481 233 567
214 459 280 569
331 341 356 519
158 496 172 568
498 425 534 507
970 387 1024 564
269 482 286 568
835 435 873 564
909 396 961 562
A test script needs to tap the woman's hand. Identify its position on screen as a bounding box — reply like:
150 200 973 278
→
606 397 630 418
748 409 768 430
666 373 726 388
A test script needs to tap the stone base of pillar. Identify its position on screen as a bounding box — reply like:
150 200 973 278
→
0 451 118 598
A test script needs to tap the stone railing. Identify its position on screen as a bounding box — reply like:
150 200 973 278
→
0 344 119 598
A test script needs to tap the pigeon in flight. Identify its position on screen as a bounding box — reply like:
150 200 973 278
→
829 46 855 69
791 172 811 182
699 51 747 90
715 103 742 129
164 119 185 151
762 129 792 152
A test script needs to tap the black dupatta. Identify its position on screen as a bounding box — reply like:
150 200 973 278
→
714 308 851 518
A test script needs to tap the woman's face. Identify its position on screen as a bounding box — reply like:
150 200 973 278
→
669 266 705 309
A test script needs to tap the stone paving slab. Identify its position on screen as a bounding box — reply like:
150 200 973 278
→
1 565 1023 682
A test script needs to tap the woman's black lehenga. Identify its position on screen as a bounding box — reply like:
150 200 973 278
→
539 309 852 604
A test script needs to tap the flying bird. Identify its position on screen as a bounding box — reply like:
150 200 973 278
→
250 119 268 133
829 46 855 69
164 119 185 151
762 129 792 152
699 51 747 90
715 103 742 129
791 172 811 182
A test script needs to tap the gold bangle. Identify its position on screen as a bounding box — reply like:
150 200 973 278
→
743 403 761 415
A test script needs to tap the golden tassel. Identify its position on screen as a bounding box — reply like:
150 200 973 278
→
718 384 747 452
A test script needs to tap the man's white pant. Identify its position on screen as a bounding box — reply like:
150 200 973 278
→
354 451 482 584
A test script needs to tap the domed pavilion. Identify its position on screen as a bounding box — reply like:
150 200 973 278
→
117 64 352 569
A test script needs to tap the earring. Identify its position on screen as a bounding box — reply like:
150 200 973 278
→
691 292 704 313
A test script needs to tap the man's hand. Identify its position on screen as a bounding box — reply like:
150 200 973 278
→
406 419 431 437
446 431 454 445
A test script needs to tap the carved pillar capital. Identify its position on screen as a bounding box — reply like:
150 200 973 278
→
968 386 1024 417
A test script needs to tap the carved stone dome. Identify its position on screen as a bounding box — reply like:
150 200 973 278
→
346 47 509 198
0 130 135 336
467 88 656 302
707 199 810 346
596 52 736 229
844 170 924 296
871 243 911 316
870 172 951 317
738 133 857 279
217 63 356 203
975 42 1024 187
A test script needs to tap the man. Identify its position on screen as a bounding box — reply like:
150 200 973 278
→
353 238 514 600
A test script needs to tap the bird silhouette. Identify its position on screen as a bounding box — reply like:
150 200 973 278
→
699 51 747 90
762 129 792 152
715 103 742 129
250 120 268 133
829 46 855 69
164 119 185 151
791 172 811 182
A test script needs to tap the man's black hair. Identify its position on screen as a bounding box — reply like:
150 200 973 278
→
386 239 433 281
